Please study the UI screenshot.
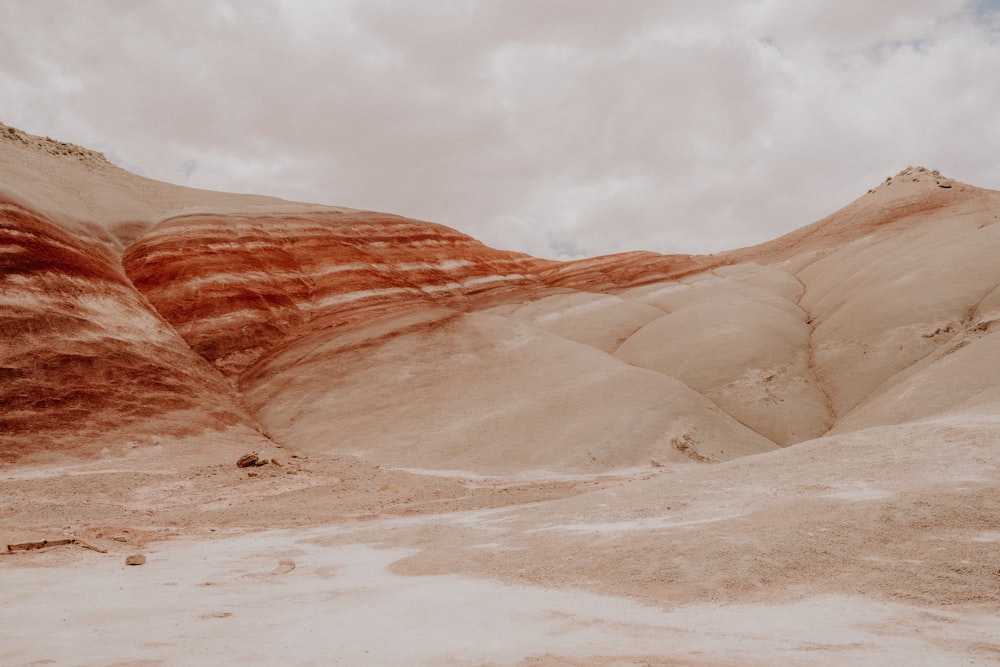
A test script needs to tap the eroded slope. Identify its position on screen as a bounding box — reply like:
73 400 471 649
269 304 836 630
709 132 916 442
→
0 198 269 462
122 210 549 377
240 306 777 473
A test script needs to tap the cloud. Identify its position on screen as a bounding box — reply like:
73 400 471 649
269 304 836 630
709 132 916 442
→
1 1 998 258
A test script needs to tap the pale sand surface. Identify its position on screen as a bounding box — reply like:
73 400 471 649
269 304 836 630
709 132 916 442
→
3 528 996 667
3 414 998 666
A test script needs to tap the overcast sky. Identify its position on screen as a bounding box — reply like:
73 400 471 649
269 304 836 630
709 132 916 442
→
2 1 999 259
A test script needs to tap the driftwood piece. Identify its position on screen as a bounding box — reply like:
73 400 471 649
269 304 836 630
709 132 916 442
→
6 538 108 554
7 538 74 551
74 539 109 554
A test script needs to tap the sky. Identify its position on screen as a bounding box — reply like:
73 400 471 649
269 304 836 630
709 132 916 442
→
2 1 999 259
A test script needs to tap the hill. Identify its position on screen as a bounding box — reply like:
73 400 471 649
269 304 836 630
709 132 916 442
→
2 124 998 665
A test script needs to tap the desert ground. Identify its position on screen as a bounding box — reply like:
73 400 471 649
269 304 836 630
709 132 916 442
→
2 123 999 666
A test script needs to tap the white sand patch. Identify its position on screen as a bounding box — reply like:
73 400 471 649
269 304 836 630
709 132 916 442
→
528 513 745 534
468 542 524 552
391 467 510 480
819 483 895 501
393 466 653 482
862 555 926 565
1 527 994 666
0 464 174 482
971 531 1000 543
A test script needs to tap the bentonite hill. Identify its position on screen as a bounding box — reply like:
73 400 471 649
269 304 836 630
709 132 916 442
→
2 123 999 665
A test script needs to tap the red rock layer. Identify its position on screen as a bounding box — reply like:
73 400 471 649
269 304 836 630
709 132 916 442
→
0 198 260 462
538 251 726 292
123 210 553 376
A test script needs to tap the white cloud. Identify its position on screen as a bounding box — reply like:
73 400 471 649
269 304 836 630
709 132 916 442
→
1 0 998 259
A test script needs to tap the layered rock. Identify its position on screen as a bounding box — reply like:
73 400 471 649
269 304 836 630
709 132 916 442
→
5 120 1000 474
122 210 552 376
538 250 725 291
0 197 268 463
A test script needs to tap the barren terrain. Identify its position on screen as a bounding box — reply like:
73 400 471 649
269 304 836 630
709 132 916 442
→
2 123 999 665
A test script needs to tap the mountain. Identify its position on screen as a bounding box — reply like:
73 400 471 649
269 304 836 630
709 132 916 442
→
0 122 754 468
3 123 1000 665
4 123 1000 472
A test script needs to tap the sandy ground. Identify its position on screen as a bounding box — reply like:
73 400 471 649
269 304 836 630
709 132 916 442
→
4 529 996 667
2 430 998 666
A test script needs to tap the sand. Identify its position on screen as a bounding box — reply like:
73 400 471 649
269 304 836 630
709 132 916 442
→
5 530 997 666
3 412 998 665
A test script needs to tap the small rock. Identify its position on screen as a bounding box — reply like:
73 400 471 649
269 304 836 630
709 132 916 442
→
272 559 296 575
254 457 268 467
125 554 146 566
236 453 259 468
247 471 258 477
113 536 129 543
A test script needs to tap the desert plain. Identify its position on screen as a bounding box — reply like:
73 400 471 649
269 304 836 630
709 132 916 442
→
1 123 999 665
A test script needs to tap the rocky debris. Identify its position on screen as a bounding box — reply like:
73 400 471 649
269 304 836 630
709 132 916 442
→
1 122 111 167
236 453 259 468
125 554 146 566
237 452 273 468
